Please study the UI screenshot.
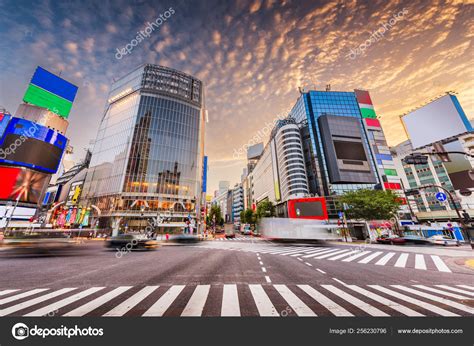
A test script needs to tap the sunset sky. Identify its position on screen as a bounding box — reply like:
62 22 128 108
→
0 0 472 194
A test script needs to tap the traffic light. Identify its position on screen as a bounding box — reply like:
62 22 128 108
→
404 189 420 196
403 154 429 165
462 211 472 223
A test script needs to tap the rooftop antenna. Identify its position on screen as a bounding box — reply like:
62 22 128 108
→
325 84 331 91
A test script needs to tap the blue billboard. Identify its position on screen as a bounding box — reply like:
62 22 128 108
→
0 117 67 174
30 66 78 103
202 155 208 193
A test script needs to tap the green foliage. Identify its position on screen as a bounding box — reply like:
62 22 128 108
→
256 200 275 219
243 208 256 225
339 189 402 221
240 210 246 223
208 205 223 225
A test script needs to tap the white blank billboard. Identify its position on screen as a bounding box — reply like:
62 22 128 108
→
401 95 471 149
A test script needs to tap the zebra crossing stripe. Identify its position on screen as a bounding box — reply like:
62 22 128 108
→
342 251 372 262
436 285 474 297
249 284 279 316
104 286 159 317
0 289 19 297
392 285 474 315
181 285 210 317
457 285 474 291
143 285 186 316
414 255 427 270
344 285 424 317
0 288 49 305
369 285 458 317
303 248 340 259
25 287 105 317
327 250 359 261
321 285 389 317
64 286 133 316
375 252 396 266
297 285 353 317
221 284 240 316
314 249 350 260
430 255 451 273
290 248 324 257
412 285 471 300
394 253 409 268
0 288 77 317
273 285 316 316
358 251 383 264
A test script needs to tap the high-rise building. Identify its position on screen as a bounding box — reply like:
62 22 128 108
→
81 64 205 232
290 89 404 218
232 183 244 223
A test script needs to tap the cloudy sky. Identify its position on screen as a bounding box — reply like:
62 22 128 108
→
0 0 472 194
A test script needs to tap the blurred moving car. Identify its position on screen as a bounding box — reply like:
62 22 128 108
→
0 231 80 255
427 235 460 246
105 234 158 250
214 227 225 234
225 229 235 239
234 222 241 231
376 234 406 245
402 234 430 245
241 224 252 235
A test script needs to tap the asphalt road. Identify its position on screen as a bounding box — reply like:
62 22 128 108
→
0 237 472 317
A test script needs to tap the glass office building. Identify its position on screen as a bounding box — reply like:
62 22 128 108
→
82 64 205 231
291 90 389 218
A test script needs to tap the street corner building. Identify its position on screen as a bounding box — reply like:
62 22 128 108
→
80 64 206 232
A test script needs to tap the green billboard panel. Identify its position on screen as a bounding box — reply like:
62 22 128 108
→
360 107 377 119
23 84 73 118
384 168 398 176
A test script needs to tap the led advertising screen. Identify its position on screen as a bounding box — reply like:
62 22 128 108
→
334 140 367 161
0 167 50 204
23 66 78 118
442 140 474 190
401 95 473 149
0 112 11 138
0 118 67 173
287 197 328 220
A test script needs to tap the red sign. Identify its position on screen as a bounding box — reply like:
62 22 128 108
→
287 197 328 220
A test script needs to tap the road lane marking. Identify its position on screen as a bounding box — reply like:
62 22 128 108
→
221 284 240 316
249 284 279 316
259 261 263 265
414 254 427 270
358 251 383 264
290 248 325 257
0 289 49 305
303 248 340 259
297 285 352 317
342 251 372 262
265 276 272 283
0 289 19 297
375 252 396 266
436 285 474 297
370 285 458 317
314 249 350 259
430 255 451 273
345 285 424 317
305 262 312 267
321 285 389 316
64 286 132 316
316 268 326 274
143 285 186 316
104 286 159 317
261 267 267 273
25 287 105 317
181 285 210 317
274 285 316 316
326 250 359 261
392 285 474 315
297 258 303 261
394 253 409 268
0 288 76 317
457 285 474 291
412 285 471 300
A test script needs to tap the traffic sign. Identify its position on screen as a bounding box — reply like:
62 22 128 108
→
338 211 344 219
435 192 447 202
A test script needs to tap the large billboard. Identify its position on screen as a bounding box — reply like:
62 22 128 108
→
23 66 78 118
401 95 473 149
0 167 50 204
0 118 67 173
442 140 474 190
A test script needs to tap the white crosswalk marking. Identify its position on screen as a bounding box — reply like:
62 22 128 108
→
303 248 340 259
430 255 451 273
358 251 383 264
249 284 279 316
0 288 76 316
327 250 359 261
375 252 396 266
368 285 458 317
290 248 323 257
394 253 409 268
436 285 474 297
412 285 471 300
181 285 210 317
392 285 474 315
278 249 310 256
321 285 389 316
25 287 105 317
342 251 372 262
64 286 133 316
297 285 352 317
104 286 159 317
0 289 19 297
0 288 49 305
274 285 316 316
314 249 350 259
344 285 424 317
221 284 240 316
414 255 427 270
143 285 185 316
457 285 474 291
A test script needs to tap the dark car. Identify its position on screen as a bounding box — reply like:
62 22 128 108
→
225 229 235 239
376 234 406 245
214 227 225 234
0 231 80 256
105 234 158 251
